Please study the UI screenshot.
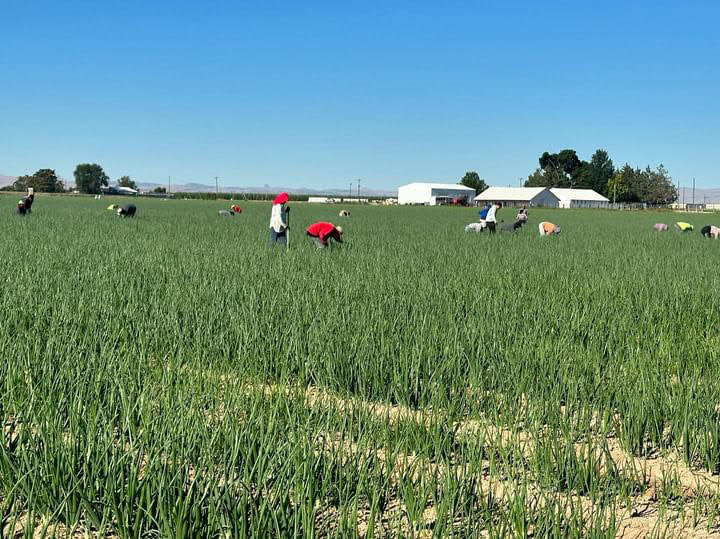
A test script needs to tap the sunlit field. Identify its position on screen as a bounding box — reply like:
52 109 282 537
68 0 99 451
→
2 194 720 537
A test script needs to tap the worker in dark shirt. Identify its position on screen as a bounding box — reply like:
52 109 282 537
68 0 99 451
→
22 193 34 213
15 200 27 215
306 222 343 248
117 204 136 217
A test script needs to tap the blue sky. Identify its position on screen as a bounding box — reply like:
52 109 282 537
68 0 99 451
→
1 1 719 190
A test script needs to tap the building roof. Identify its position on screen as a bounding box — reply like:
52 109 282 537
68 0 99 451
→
399 182 475 192
550 188 609 202
474 186 553 201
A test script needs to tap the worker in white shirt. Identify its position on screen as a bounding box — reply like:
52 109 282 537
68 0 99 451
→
485 202 502 233
269 193 290 247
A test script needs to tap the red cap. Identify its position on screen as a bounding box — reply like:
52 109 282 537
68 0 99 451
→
273 193 289 205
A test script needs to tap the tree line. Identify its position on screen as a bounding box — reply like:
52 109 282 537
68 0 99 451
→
524 149 677 205
0 163 167 195
460 149 678 205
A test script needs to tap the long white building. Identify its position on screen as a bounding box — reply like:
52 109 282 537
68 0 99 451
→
550 188 609 208
397 183 475 205
474 187 560 208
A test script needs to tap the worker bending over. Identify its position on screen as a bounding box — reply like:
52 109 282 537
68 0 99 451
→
516 206 528 223
675 222 693 232
485 202 501 233
23 193 34 213
501 220 523 232
15 200 26 215
269 193 290 247
653 223 669 231
538 221 561 236
701 225 720 238
117 204 136 217
306 222 343 248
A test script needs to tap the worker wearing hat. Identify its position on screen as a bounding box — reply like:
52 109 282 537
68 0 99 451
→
269 193 290 247
306 221 343 248
701 225 720 238
538 221 561 236
15 200 27 215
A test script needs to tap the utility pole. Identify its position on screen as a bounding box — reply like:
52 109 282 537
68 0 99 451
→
357 178 361 199
168 176 171 194
215 176 219 199
349 182 353 198
692 178 695 205
518 177 523 187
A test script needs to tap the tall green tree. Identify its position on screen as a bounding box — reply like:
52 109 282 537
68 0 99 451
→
642 165 676 205
607 164 676 205
460 171 488 195
74 163 109 194
117 176 138 190
587 149 614 196
528 150 584 187
9 175 30 192
28 169 63 192
525 168 551 187
607 166 634 203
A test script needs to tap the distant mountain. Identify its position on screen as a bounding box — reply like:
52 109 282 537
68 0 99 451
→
137 182 397 197
0 175 17 187
677 187 720 204
0 173 396 196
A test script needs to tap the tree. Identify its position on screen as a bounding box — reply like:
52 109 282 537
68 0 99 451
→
74 163 108 194
525 168 552 187
587 149 614 196
607 168 632 203
460 171 488 195
532 150 584 187
643 165 676 205
117 176 137 190
10 175 30 192
28 169 63 192
152 186 167 193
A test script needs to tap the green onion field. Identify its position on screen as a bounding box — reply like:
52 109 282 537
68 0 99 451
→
2 194 720 538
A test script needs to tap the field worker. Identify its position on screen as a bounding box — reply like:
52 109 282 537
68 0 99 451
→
701 225 720 238
516 206 528 223
653 223 668 231
306 221 343 248
231 205 242 213
538 221 561 236
117 204 136 217
269 192 290 247
107 204 119 211
339 210 350 217
22 193 34 213
218 209 234 217
675 222 693 232
15 200 26 215
485 202 501 233
501 220 523 232
465 222 485 233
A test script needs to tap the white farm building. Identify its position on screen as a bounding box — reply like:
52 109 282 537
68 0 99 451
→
550 188 609 208
474 187 560 208
397 183 476 206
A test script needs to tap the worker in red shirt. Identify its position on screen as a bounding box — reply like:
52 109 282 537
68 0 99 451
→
306 222 343 248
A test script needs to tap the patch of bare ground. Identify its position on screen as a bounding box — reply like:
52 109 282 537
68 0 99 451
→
2 512 116 539
247 382 720 537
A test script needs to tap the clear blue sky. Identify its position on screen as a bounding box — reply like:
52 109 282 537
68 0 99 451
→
1 1 719 190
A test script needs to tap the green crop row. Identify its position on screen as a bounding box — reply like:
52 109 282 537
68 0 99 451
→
1 195 719 536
